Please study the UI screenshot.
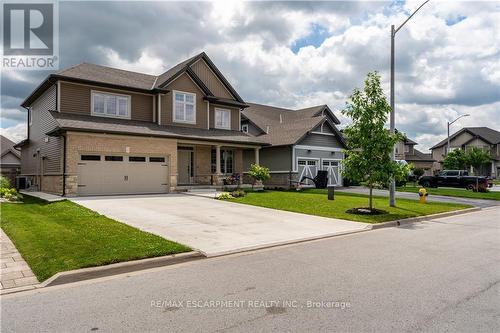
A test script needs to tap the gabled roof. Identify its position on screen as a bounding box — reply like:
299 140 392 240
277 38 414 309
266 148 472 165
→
22 52 245 107
242 103 346 147
46 111 264 146
431 127 500 149
1 135 21 159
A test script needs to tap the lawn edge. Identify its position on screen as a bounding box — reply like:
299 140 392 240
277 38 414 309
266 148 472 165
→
371 207 481 229
1 251 204 295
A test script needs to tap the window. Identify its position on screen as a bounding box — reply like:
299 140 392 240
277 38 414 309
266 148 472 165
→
29 108 33 126
210 149 233 174
105 156 123 161
81 155 101 161
307 160 317 166
92 91 130 119
241 124 248 133
149 157 165 163
215 108 231 129
173 91 196 123
404 145 410 153
129 156 146 162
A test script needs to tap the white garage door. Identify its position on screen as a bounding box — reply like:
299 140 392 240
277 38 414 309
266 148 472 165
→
77 154 169 195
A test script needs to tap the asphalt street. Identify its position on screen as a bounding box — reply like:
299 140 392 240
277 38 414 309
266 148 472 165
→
1 207 499 332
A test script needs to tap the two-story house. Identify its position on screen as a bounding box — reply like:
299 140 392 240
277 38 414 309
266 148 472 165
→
395 135 435 175
430 127 500 177
16 52 264 196
241 103 347 187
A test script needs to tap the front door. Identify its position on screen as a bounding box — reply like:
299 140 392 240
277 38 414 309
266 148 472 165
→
178 149 193 184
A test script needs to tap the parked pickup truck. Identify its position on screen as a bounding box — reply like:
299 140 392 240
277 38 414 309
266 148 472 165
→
418 170 489 191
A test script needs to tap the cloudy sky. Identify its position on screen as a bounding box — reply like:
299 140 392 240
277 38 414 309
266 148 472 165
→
1 0 499 151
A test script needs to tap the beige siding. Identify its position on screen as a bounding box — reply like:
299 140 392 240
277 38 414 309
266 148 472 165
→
21 84 61 175
209 104 240 131
190 59 234 99
59 82 154 122
161 73 207 129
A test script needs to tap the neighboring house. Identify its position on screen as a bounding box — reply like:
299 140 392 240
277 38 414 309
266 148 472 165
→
241 103 347 187
0 135 21 185
395 135 434 175
16 52 264 196
430 127 500 177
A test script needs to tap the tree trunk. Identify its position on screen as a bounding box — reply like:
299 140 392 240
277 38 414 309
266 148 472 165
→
369 186 373 211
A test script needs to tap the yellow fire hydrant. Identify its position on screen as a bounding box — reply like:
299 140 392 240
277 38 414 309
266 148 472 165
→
418 188 428 204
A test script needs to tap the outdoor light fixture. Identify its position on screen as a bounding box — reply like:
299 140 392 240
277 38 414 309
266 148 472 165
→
447 113 470 155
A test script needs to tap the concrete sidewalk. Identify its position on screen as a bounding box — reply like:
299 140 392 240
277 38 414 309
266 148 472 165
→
0 230 38 290
72 194 371 257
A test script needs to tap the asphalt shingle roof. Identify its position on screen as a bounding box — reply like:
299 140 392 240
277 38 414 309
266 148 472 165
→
47 111 263 146
1 135 20 158
431 127 500 149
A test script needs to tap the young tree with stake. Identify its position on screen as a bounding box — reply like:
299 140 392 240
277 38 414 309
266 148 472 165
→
342 72 403 212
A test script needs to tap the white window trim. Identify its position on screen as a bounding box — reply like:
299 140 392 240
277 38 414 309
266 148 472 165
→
241 124 249 133
91 90 131 119
28 108 32 126
214 108 231 130
172 90 196 124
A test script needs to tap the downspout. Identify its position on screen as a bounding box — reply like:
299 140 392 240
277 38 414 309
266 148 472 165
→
289 145 293 189
62 134 67 196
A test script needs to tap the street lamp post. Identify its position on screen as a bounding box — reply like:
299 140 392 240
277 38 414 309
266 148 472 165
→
389 0 430 207
447 114 470 155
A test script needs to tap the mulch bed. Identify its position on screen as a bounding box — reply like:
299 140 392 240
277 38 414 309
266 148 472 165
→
346 207 388 215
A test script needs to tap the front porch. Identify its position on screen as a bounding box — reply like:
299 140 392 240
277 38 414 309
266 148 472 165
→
176 142 260 187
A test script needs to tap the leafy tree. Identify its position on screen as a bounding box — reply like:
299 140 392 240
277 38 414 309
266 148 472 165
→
413 168 425 179
341 72 403 211
465 147 491 175
442 149 467 170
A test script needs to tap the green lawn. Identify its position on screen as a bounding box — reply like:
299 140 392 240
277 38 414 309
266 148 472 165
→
397 185 500 201
0 196 191 281
229 190 471 224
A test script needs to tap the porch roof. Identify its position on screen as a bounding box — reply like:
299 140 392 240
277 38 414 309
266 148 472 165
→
46 111 266 146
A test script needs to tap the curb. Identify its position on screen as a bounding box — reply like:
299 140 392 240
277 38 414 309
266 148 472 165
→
40 251 204 287
0 251 203 295
370 207 481 229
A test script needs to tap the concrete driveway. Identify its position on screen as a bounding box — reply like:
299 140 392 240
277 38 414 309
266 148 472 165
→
71 194 370 256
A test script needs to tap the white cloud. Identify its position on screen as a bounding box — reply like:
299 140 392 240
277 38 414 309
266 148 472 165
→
0 123 27 143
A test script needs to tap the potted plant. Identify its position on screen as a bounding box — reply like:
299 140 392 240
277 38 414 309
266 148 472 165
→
248 164 270 191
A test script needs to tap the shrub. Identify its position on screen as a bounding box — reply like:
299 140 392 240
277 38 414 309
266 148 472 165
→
413 168 425 179
0 176 11 189
231 190 246 198
248 164 270 182
0 187 23 202
216 192 234 200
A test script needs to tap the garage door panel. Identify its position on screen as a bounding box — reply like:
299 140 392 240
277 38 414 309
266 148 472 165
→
77 154 169 195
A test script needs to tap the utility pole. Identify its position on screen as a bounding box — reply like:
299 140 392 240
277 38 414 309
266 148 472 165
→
389 0 430 207
447 114 470 155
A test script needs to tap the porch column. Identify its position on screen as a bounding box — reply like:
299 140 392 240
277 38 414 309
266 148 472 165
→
215 145 222 175
254 147 260 165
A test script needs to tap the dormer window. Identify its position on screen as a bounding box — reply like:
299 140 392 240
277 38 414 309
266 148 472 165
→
91 91 130 119
173 90 196 124
215 108 231 129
